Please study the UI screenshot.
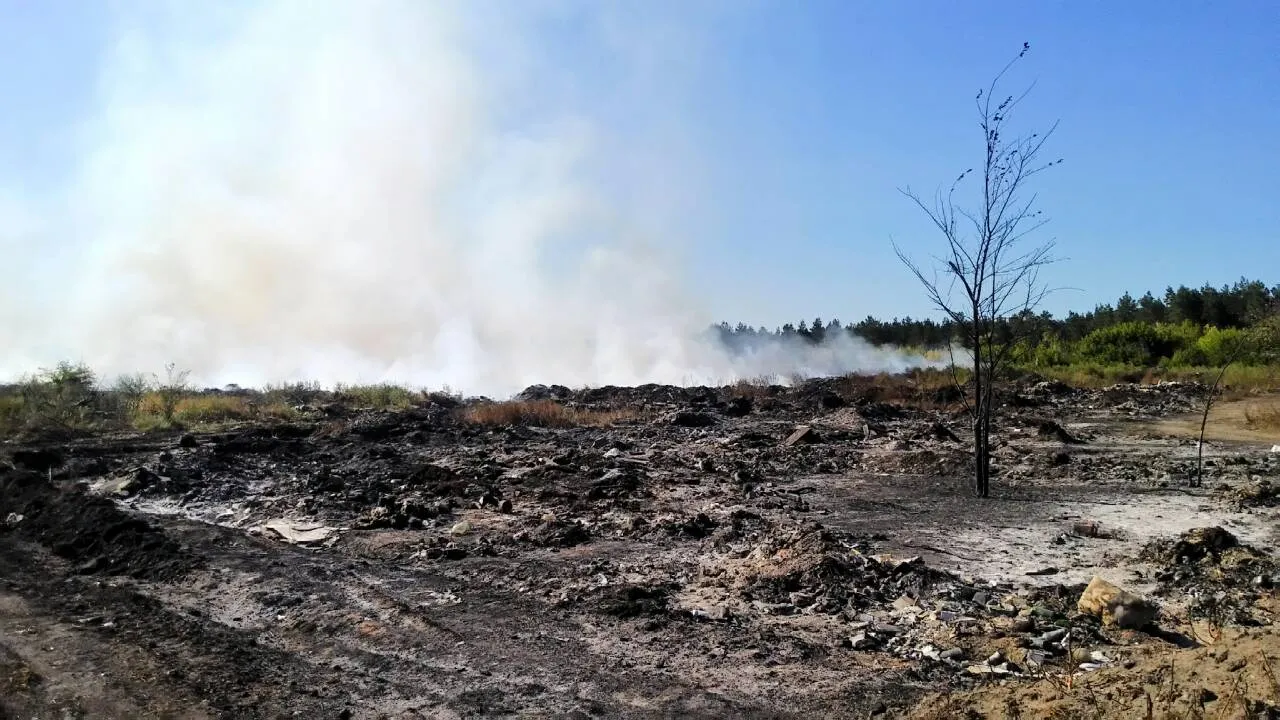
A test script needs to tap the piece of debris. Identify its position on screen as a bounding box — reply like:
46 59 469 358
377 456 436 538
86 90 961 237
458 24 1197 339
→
1071 521 1118 539
1077 575 1159 630
783 425 821 447
261 519 338 546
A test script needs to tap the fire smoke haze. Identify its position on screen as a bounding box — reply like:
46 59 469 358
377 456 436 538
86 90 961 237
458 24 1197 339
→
2 0 929 396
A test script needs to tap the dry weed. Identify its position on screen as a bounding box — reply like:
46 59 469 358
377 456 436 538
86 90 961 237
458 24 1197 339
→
134 394 298 428
1243 400 1280 432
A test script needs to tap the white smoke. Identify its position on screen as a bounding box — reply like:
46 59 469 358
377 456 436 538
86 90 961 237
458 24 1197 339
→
3 0 932 397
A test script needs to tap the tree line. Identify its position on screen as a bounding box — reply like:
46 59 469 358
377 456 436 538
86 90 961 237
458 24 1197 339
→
713 278 1280 367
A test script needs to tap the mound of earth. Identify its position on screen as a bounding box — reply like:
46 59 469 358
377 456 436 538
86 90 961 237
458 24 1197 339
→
1 465 198 580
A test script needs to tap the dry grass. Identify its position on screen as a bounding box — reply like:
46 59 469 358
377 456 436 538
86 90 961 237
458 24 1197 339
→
729 376 779 400
460 400 640 428
134 393 299 429
834 367 971 410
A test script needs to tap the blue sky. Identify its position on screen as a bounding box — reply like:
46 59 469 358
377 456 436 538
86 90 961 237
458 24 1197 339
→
2 0 1277 334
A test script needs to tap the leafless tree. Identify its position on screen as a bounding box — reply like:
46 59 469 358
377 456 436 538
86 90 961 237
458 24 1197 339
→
1195 298 1280 487
893 43 1063 498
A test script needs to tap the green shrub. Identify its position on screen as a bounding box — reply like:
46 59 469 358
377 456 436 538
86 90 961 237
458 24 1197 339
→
1076 321 1200 366
334 383 417 409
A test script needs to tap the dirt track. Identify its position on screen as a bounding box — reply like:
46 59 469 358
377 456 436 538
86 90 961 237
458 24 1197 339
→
3 378 1279 718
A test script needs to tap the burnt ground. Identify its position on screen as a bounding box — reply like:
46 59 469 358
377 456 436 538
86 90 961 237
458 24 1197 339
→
2 377 1280 719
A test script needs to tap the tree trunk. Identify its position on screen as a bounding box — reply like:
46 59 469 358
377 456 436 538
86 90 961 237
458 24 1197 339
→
978 401 992 498
972 333 987 498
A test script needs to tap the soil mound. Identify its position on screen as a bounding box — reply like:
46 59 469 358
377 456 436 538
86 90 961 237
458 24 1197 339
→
733 527 956 613
1 466 198 580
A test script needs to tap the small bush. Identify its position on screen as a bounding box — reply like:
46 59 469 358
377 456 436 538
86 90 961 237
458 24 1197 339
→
334 383 417 409
13 361 99 431
461 400 638 428
1244 400 1280 432
263 381 324 406
152 363 191 424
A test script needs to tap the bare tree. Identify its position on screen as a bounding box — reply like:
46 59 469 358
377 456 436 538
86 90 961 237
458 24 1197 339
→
1194 297 1280 487
893 43 1063 498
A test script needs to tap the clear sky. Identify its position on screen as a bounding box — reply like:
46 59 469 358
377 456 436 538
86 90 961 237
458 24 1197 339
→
1 0 1277 340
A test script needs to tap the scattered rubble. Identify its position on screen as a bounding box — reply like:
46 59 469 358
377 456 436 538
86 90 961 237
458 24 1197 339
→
0 377 1276 717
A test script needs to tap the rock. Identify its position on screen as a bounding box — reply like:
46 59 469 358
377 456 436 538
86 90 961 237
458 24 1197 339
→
783 425 821 447
498 499 514 513
178 434 199 448
1077 576 1158 630
1026 566 1060 576
940 647 965 661
1271 445 1280 453
449 521 472 536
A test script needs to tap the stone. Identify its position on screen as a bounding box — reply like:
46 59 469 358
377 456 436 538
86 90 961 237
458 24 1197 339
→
940 647 965 661
1077 576 1158 630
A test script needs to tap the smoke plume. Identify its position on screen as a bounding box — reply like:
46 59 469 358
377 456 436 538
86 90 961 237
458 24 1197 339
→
3 0 931 396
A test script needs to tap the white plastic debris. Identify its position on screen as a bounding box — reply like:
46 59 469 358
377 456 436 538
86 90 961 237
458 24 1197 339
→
261 519 337 545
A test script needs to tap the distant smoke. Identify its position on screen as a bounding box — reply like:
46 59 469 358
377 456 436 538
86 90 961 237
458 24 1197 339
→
2 0 932 397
